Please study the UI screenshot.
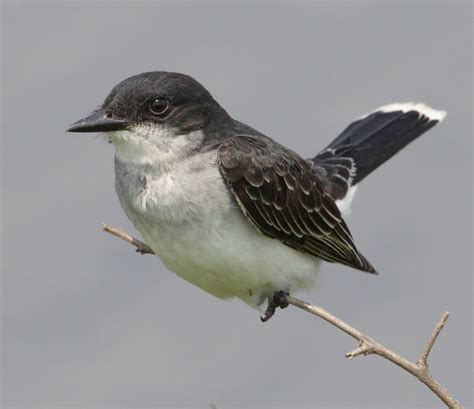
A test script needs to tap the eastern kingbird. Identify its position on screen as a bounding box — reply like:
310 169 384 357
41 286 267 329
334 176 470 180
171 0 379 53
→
67 72 446 321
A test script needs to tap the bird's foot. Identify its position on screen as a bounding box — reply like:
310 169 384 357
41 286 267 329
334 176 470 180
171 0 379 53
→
260 290 290 322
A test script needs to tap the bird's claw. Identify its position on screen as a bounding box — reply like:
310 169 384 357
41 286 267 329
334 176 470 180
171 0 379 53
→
260 290 290 322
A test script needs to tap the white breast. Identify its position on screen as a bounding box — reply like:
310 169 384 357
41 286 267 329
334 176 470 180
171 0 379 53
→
110 127 321 308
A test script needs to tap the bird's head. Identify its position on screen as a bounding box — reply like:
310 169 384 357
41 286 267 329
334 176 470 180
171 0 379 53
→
67 71 231 165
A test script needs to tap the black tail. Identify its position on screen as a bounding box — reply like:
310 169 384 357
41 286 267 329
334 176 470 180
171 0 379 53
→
311 102 446 200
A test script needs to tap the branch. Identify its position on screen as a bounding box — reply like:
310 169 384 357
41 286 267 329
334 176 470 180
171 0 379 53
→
101 224 154 254
102 224 462 409
287 297 460 408
417 311 450 368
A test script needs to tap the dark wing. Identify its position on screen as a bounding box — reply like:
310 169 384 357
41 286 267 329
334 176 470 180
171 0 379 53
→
217 135 377 274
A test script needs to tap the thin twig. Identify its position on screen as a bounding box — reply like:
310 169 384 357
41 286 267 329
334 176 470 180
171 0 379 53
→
102 224 154 255
102 224 462 409
418 311 450 368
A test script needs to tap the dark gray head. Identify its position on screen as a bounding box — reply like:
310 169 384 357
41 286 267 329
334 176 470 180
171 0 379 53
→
67 71 232 135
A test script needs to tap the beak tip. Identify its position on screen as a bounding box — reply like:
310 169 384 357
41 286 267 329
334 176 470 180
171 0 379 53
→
66 118 90 133
66 122 83 133
66 111 131 133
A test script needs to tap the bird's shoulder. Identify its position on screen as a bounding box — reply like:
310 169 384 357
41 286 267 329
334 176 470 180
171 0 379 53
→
217 120 318 183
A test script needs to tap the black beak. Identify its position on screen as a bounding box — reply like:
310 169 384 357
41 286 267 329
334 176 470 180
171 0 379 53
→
66 111 132 133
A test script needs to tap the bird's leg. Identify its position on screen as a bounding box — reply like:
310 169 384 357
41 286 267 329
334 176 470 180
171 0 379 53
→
260 290 290 322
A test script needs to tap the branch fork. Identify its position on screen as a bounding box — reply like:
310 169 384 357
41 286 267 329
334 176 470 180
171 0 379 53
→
346 340 373 359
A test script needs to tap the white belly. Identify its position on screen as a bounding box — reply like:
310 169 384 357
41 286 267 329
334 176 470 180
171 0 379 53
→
132 204 320 307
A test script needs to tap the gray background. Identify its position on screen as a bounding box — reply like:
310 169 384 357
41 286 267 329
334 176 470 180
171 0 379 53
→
1 1 472 408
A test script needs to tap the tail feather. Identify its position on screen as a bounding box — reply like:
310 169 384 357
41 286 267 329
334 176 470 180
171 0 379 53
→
311 102 446 201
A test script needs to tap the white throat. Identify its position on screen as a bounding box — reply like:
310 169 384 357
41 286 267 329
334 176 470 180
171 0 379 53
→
106 124 205 170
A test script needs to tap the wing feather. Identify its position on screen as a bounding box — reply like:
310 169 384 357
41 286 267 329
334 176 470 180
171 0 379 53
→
217 135 377 274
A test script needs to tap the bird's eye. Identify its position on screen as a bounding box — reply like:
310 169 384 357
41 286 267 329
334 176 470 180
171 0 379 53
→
149 97 170 115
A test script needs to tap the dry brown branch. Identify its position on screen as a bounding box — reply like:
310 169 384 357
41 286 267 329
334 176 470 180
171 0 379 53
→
417 312 450 368
101 224 154 254
286 297 460 408
102 223 462 409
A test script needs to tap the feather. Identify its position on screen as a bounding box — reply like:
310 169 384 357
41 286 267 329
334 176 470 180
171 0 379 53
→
217 135 377 274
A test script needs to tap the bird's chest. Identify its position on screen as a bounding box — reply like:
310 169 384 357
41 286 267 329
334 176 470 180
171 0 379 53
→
114 153 234 257
116 149 226 215
114 155 262 299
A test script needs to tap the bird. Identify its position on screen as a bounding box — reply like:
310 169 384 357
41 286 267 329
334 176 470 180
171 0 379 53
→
67 71 446 321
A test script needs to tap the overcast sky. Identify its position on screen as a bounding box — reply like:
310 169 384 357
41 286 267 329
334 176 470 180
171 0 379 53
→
2 1 472 408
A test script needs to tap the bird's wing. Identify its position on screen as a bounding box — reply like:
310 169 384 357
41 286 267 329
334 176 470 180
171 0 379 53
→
217 135 377 274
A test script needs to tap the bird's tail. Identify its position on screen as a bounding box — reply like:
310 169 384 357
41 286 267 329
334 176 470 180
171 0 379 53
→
311 102 446 202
